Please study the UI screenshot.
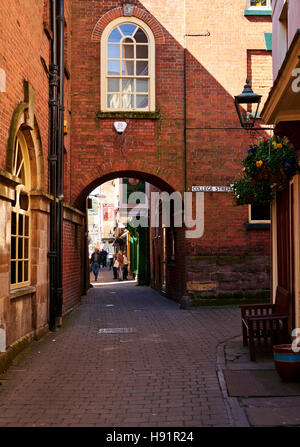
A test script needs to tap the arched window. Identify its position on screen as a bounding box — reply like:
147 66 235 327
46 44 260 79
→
101 18 155 112
10 132 31 289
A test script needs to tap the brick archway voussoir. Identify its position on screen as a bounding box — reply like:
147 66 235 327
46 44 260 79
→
91 6 165 44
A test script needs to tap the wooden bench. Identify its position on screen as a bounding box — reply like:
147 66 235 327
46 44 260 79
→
240 286 290 361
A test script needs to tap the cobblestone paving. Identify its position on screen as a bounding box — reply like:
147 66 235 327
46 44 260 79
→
0 283 240 427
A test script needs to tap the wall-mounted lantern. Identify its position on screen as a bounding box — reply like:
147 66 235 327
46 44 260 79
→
234 79 262 130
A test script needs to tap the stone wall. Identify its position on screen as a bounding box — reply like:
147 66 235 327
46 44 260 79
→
187 255 270 304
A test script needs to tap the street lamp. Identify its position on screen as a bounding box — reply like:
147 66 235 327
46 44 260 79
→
234 79 262 130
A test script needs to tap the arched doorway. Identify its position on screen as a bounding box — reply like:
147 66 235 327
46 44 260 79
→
65 170 186 305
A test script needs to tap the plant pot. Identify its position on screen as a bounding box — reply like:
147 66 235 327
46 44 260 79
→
273 344 300 382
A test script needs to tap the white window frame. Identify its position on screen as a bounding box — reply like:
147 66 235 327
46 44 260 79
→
248 204 271 224
101 17 155 112
10 132 31 290
246 0 271 9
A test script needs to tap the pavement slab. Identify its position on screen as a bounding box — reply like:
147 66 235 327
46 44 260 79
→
0 282 241 427
224 335 300 426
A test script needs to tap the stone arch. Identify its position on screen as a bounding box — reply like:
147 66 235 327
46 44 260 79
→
75 168 186 302
75 169 177 210
6 82 45 191
91 6 165 44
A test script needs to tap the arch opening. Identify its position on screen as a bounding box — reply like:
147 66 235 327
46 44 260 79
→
69 172 186 303
76 170 177 211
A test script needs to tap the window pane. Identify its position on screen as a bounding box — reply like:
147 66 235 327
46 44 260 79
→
124 37 133 43
122 44 134 59
24 261 28 281
108 60 120 75
122 79 134 93
24 238 29 259
12 191 16 207
250 0 267 5
136 61 148 76
122 94 133 109
136 95 148 108
251 204 270 221
20 193 29 211
119 24 137 36
108 44 120 59
18 237 23 259
136 79 148 92
11 236 16 259
25 215 29 236
11 261 16 284
107 94 120 109
121 61 134 76
136 45 148 59
108 28 122 43
18 261 22 283
18 214 23 235
108 78 120 92
134 28 148 43
11 212 16 235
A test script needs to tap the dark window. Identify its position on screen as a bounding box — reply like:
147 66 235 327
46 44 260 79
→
251 204 270 221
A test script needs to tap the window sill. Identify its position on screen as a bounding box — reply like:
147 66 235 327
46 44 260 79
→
10 285 36 300
246 223 270 230
244 9 272 15
96 111 161 120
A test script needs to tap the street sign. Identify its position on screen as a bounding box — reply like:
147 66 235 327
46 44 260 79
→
191 185 233 192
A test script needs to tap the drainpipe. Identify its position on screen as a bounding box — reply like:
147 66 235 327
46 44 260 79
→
48 0 58 331
183 47 187 192
56 0 65 326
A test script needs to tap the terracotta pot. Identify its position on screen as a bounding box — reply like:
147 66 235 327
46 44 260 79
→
273 344 300 382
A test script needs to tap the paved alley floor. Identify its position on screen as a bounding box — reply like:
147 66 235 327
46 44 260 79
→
0 282 241 427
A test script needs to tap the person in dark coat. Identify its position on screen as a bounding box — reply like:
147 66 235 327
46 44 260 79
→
90 248 100 281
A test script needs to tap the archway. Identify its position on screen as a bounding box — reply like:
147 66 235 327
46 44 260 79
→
67 170 186 303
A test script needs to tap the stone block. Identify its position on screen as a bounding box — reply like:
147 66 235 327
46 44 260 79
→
186 281 217 292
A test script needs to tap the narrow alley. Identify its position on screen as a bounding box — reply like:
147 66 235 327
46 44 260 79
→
0 279 240 427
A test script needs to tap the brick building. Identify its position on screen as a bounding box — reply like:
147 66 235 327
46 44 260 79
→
262 0 300 329
0 0 273 369
68 0 273 301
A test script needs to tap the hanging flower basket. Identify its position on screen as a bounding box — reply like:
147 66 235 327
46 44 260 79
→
232 136 299 206
243 136 300 186
231 176 274 206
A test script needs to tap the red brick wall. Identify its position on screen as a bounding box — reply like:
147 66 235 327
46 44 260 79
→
63 218 84 312
0 1 50 184
66 0 272 300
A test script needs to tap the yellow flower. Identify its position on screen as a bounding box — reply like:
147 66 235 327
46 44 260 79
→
272 141 277 147
276 143 282 149
256 160 263 167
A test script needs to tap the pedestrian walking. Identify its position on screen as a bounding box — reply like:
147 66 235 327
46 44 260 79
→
102 249 107 267
117 250 124 281
113 254 119 279
122 251 129 280
90 248 100 281
108 252 113 270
